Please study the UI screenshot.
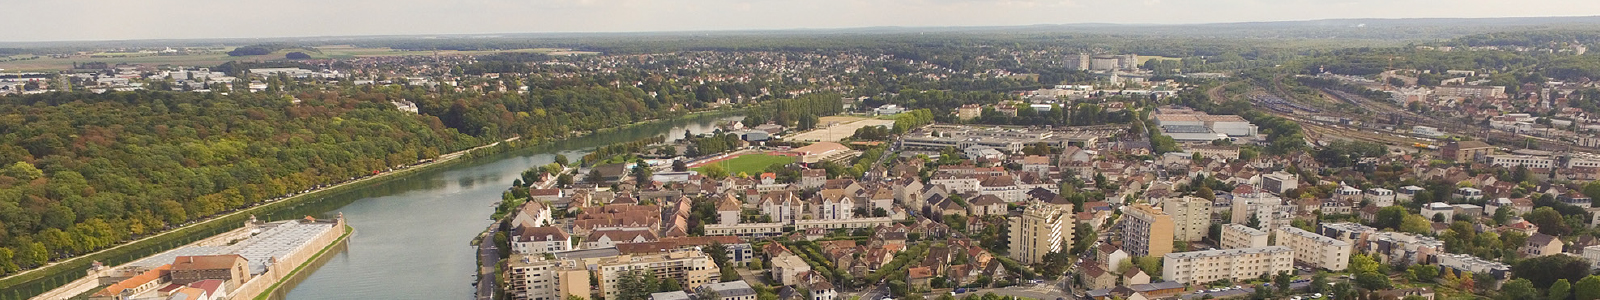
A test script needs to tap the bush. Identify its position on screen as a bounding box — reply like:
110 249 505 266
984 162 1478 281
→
286 52 312 59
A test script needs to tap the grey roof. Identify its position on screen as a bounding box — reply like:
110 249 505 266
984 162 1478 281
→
651 291 692 300
554 247 622 260
701 280 757 297
1164 246 1291 259
1130 281 1185 292
129 246 221 269
220 220 337 275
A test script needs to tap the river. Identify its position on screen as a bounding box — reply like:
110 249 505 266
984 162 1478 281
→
268 114 742 300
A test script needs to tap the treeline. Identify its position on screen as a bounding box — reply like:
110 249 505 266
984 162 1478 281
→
582 136 665 165
891 109 935 134
0 90 478 274
739 93 845 128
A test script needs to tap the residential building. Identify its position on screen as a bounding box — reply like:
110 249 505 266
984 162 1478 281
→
1317 223 1376 246
1220 224 1268 250
596 250 720 300
1437 253 1512 282
1489 155 1555 169
1163 196 1212 242
1273 227 1352 271
1584 245 1600 271
1121 204 1176 258
1162 246 1293 284
1008 202 1074 264
1441 140 1494 162
697 281 758 300
1421 202 1454 222
1364 188 1396 207
507 256 591 300
1365 231 1444 265
769 254 812 286
511 226 574 255
1523 233 1563 257
1261 172 1299 195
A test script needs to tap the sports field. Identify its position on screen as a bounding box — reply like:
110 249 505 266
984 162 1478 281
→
694 153 795 175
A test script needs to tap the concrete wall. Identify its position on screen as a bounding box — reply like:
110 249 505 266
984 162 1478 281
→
228 218 346 300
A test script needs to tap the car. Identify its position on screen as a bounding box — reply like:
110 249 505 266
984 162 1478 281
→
1313 293 1323 298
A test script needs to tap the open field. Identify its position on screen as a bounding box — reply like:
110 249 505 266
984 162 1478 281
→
694 153 794 175
0 47 596 72
789 116 896 142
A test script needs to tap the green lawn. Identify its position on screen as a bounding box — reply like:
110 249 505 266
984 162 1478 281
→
696 154 795 176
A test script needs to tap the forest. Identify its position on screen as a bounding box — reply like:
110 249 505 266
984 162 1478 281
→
0 90 485 273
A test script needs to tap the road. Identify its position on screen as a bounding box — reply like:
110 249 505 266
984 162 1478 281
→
476 225 500 300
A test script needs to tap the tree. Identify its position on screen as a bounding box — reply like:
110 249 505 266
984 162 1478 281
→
1399 214 1431 234
1309 272 1329 293
1575 275 1600 300
555 154 570 166
660 278 682 292
616 270 660 300
1408 264 1439 283
1349 254 1381 274
673 160 689 172
1527 207 1573 236
633 162 654 185
557 174 574 187
1552 279 1573 300
1354 272 1392 290
1514 254 1591 288
285 52 312 59
1504 278 1539 300
586 168 605 183
1274 271 1293 295
1374 206 1407 230
704 164 729 179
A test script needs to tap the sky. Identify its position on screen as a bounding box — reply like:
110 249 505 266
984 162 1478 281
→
3 0 1600 42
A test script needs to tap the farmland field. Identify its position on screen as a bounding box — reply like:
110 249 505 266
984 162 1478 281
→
694 153 795 176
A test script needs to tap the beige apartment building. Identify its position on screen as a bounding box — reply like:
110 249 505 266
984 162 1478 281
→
1121 204 1175 258
1162 246 1293 284
507 256 592 300
1274 227 1352 271
1163 196 1212 242
597 250 721 300
1220 224 1268 249
1009 202 1074 265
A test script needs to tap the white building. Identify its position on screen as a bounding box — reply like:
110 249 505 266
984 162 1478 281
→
1220 224 1269 250
1274 227 1352 271
1163 246 1294 284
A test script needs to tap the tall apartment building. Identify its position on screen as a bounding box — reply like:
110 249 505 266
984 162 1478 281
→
1220 224 1268 249
1273 227 1352 271
1231 186 1288 231
1121 204 1175 258
1162 246 1293 284
1009 202 1074 264
507 256 592 300
1163 196 1212 242
596 250 721 300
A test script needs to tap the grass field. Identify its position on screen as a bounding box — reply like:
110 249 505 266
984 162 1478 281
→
695 153 795 175
0 46 597 72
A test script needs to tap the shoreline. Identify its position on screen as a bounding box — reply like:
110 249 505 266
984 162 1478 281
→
2 108 747 300
251 224 355 300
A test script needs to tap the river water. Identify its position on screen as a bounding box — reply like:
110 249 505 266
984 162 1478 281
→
273 114 742 300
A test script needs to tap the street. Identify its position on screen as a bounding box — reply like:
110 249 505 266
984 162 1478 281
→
476 226 500 300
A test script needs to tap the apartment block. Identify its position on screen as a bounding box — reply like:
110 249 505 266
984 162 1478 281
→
1009 202 1074 264
1162 246 1293 285
1318 222 1376 246
1273 227 1352 271
596 250 721 300
1163 196 1212 242
1121 204 1175 258
1365 231 1444 265
507 256 592 300
1220 224 1268 249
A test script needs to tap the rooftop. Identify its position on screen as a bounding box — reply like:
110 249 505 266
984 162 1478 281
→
1164 246 1291 259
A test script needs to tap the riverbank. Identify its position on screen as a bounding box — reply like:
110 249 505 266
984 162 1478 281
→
1 139 508 300
1 108 747 300
252 224 354 300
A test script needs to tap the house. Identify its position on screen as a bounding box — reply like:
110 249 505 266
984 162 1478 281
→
968 195 1008 216
584 228 659 249
800 169 827 190
1122 269 1150 285
698 281 759 300
1561 191 1594 208
510 201 554 230
510 226 573 255
908 266 935 290
1523 233 1563 257
1421 202 1454 222
1078 261 1117 290
770 254 812 286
